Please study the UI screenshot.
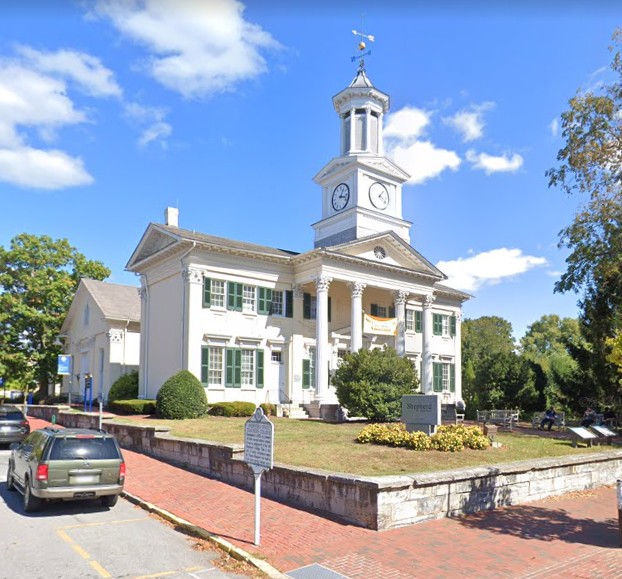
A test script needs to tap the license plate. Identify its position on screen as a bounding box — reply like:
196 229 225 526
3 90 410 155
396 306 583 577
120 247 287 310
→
73 491 96 498
0 426 11 432
70 475 98 485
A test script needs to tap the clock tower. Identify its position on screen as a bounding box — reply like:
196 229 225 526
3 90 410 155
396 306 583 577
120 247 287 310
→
312 64 412 248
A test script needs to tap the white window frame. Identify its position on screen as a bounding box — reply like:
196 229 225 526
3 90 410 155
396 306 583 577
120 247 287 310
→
271 351 282 363
406 309 414 331
271 290 284 316
241 349 255 386
242 285 256 313
208 347 224 386
211 280 225 308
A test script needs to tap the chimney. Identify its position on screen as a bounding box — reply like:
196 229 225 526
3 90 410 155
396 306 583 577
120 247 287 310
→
164 207 179 227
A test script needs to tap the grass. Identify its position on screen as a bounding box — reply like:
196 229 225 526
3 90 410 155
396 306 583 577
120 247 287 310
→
110 415 619 476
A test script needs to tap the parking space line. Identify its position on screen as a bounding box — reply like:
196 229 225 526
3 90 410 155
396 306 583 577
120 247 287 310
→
56 528 113 578
133 567 210 579
89 560 112 578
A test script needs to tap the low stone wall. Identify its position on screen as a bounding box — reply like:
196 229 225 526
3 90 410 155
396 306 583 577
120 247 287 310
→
27 405 622 531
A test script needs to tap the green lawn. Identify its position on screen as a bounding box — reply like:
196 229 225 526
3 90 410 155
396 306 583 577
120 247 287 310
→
111 416 619 476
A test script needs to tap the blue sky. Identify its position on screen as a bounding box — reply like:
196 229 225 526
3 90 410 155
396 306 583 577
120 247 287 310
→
0 0 619 341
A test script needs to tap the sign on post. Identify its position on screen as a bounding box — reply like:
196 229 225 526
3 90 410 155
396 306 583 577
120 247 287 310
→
244 407 274 546
57 355 72 375
401 394 441 434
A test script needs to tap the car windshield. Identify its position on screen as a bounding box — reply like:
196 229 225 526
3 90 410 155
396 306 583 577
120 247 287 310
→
48 437 121 460
0 411 24 420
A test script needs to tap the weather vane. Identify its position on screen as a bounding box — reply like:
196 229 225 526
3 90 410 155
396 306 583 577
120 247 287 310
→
351 16 374 70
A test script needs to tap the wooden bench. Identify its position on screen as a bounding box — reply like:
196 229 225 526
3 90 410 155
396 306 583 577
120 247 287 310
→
442 404 465 425
532 411 566 430
477 409 519 431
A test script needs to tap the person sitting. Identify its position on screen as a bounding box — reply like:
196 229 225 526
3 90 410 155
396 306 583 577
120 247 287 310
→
540 408 557 431
581 407 597 428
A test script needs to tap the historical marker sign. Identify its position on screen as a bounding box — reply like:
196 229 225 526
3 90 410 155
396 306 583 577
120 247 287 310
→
244 407 274 471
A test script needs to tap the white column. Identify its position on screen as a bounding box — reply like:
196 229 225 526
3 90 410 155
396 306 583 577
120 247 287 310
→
394 290 408 356
138 276 149 399
365 106 371 152
349 108 356 153
377 112 384 155
349 282 366 353
454 312 463 402
422 294 435 394
314 275 332 401
182 267 203 372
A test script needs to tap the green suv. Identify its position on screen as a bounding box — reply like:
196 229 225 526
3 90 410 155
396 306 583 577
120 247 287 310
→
7 427 125 512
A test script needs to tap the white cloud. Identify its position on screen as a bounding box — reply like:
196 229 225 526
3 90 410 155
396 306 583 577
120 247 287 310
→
466 149 523 174
388 140 461 184
92 0 280 98
443 102 495 142
0 146 93 189
0 60 95 189
384 106 430 141
124 102 172 148
437 248 548 292
549 118 559 137
16 45 122 98
384 106 461 184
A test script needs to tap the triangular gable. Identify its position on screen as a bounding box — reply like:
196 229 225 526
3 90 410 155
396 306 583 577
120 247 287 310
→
125 224 180 270
324 231 446 280
313 155 410 184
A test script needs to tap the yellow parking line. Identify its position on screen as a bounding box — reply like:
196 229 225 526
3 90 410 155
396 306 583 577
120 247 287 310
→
89 560 112 578
55 528 112 578
60 517 147 530
133 568 205 579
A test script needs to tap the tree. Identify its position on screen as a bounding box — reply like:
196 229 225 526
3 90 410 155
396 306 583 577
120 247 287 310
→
0 234 110 396
546 29 622 400
461 316 516 413
332 347 418 422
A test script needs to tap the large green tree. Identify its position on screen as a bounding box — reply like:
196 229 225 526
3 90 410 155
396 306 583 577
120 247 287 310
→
546 30 622 400
0 234 110 396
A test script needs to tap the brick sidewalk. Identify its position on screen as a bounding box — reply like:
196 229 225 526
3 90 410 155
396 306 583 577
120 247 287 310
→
26 417 622 578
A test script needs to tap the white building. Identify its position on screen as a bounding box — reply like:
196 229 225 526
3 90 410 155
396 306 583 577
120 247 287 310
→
126 65 470 418
59 279 141 403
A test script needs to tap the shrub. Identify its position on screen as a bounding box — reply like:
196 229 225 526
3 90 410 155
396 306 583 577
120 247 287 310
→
208 401 256 417
356 423 489 452
260 403 276 416
156 370 208 419
108 371 139 403
108 399 156 415
333 347 419 422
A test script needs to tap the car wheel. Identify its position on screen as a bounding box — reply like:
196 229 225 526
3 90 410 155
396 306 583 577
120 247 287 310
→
23 479 42 513
6 463 16 491
101 494 119 508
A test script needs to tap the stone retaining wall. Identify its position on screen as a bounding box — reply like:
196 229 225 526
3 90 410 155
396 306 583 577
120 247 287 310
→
27 406 622 531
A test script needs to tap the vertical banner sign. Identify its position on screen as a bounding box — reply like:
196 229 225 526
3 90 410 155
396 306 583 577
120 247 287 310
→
57 355 72 375
244 408 274 546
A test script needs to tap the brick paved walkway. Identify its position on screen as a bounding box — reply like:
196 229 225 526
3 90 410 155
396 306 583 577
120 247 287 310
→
27 417 622 578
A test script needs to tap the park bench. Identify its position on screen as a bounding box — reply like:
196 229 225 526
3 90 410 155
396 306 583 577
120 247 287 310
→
441 404 465 425
531 411 566 430
477 409 519 431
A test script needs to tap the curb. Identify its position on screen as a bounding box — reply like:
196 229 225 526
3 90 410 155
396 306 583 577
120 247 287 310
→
122 491 288 579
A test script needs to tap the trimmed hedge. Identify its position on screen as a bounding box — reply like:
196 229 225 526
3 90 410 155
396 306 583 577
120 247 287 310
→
260 403 276 416
156 370 208 419
108 399 156 415
108 371 138 403
208 401 256 417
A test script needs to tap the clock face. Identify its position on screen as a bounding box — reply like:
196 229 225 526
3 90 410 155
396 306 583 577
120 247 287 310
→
331 183 350 211
369 182 389 209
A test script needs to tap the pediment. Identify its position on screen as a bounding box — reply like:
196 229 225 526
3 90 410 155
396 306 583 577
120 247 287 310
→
313 155 410 184
326 232 445 279
126 225 179 270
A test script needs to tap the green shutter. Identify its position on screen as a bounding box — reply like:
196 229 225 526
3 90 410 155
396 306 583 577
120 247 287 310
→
256 350 264 388
285 290 293 318
303 293 311 319
225 348 234 387
302 359 311 389
433 314 442 336
203 278 211 308
370 303 379 316
227 282 236 310
389 305 395 318
415 310 422 333
234 349 242 387
450 364 455 392
201 346 209 383
450 315 456 337
433 362 443 392
328 297 332 323
258 287 272 315
236 284 243 311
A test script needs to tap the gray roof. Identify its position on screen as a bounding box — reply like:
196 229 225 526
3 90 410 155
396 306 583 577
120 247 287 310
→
81 279 141 322
349 68 374 88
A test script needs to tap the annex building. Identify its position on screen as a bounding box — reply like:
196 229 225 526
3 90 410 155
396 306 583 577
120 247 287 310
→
126 64 470 419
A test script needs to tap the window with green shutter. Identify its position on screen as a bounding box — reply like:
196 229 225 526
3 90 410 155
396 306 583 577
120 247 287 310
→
201 346 209 383
202 278 211 308
258 287 272 315
285 290 293 318
256 350 264 388
450 364 455 392
433 314 443 335
302 359 311 389
433 362 443 392
450 315 456 337
227 282 243 311
415 310 422 333
303 293 311 319
225 348 242 387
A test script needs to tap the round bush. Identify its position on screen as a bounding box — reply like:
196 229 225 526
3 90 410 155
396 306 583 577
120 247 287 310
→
156 370 208 419
108 371 138 403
